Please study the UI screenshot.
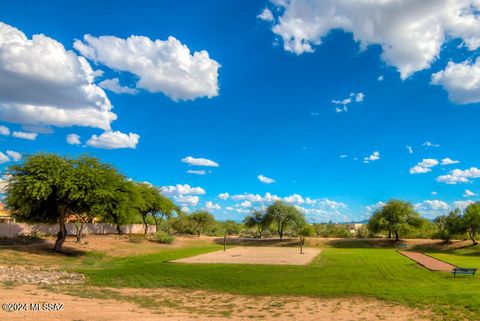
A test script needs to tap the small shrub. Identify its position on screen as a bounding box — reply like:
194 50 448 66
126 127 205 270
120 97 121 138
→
128 234 145 243
154 231 174 244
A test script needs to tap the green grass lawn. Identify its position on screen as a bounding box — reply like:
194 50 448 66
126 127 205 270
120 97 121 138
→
72 243 480 320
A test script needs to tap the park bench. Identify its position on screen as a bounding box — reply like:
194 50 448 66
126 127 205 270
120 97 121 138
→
451 267 477 277
395 243 408 250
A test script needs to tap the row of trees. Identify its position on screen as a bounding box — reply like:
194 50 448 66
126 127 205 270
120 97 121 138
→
433 203 480 245
4 154 222 252
7 154 480 252
368 199 480 245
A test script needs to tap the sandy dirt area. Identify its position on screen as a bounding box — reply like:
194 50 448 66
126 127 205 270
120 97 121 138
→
0 284 433 321
399 251 455 271
173 246 321 265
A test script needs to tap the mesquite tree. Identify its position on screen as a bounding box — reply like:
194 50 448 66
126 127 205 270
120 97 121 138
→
5 154 114 252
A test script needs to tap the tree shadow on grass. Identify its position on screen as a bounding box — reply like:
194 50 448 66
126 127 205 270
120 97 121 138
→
0 236 88 258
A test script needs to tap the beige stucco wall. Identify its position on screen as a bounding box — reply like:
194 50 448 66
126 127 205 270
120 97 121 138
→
0 222 156 238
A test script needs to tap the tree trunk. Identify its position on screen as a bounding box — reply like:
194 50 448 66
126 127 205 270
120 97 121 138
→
53 207 67 252
116 224 124 235
469 230 477 245
76 222 85 243
394 230 399 242
387 229 392 238
142 214 148 236
153 215 159 233
300 237 304 254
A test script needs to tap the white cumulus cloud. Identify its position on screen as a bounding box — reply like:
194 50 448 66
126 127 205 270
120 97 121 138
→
66 133 81 145
74 34 220 101
0 125 10 136
464 189 476 197
257 8 274 22
363 151 380 163
99 78 138 95
431 57 480 104
441 158 459 165
409 159 439 174
86 131 139 149
0 22 116 130
0 152 9 164
218 193 229 200
6 150 21 161
12 131 37 140
437 167 480 184
258 174 276 184
266 0 480 79
181 156 219 167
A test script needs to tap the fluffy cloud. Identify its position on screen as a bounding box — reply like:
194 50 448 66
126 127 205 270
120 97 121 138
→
464 189 476 197
441 158 459 165
86 131 139 149
332 92 365 113
266 1 480 79
363 151 380 163
6 150 21 161
66 133 81 145
0 152 9 164
205 201 221 210
409 158 439 174
175 195 200 207
414 200 450 218
160 184 206 196
0 22 115 130
218 193 229 200
431 57 480 104
74 34 220 101
257 8 274 22
181 156 219 167
406 145 413 154
454 200 474 210
12 131 37 140
437 167 480 184
187 170 206 175
258 174 275 184
0 125 9 136
99 78 138 95
160 184 206 207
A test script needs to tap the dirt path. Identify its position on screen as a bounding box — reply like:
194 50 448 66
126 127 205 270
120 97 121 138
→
399 251 455 271
173 246 321 265
0 284 433 321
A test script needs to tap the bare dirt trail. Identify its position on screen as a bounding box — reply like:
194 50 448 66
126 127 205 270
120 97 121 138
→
0 284 433 321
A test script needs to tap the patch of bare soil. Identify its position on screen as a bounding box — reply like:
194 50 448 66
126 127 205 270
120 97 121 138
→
173 246 321 265
0 284 433 321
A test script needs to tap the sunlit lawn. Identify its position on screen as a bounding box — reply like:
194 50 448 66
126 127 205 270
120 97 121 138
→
74 243 480 320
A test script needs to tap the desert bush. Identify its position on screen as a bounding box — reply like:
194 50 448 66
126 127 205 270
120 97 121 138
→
154 231 174 244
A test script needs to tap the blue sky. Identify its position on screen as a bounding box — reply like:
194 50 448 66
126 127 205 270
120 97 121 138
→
1 0 480 222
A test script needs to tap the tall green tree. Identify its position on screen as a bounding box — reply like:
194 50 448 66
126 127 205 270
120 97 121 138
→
151 194 177 233
94 175 141 234
433 208 463 243
266 201 304 239
462 202 480 245
135 183 163 236
367 200 423 241
5 154 115 252
188 211 215 236
243 210 272 238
